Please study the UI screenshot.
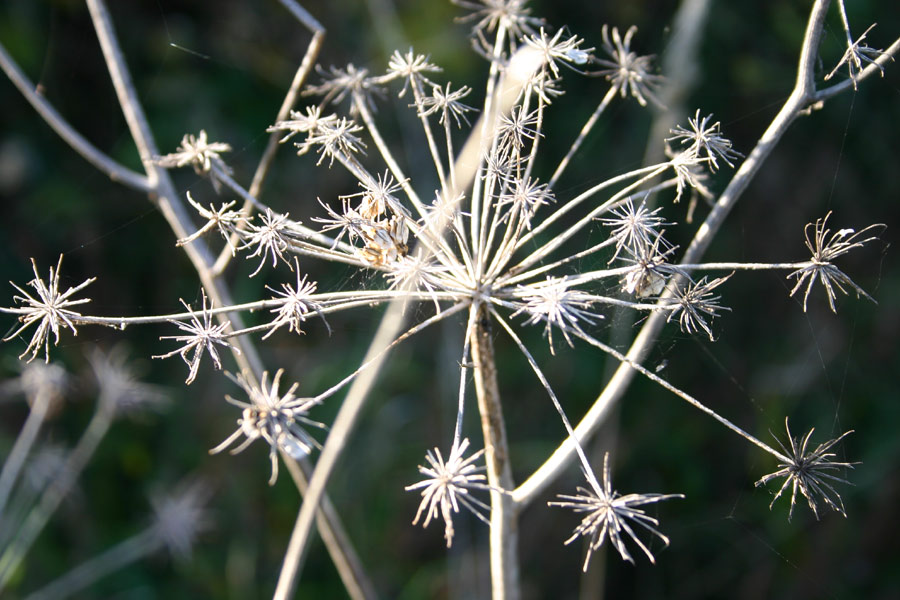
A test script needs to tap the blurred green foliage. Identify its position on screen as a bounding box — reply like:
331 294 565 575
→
1 0 898 598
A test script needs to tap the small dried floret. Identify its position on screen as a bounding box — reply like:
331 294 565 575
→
149 478 213 560
240 208 293 277
497 176 553 228
495 106 540 159
156 130 232 191
599 197 672 263
177 192 244 254
512 277 600 353
15 361 69 410
405 438 490 547
342 171 408 220
358 216 410 267
755 418 856 520
668 148 712 203
303 117 367 166
451 0 541 43
417 83 477 128
524 27 593 79
386 49 442 97
305 64 383 114
2 256 95 363
313 197 367 248
824 24 886 89
89 347 168 415
526 70 566 104
666 274 732 341
550 453 683 568
384 253 451 312
787 212 882 312
154 292 236 385
211 369 325 485
667 110 742 171
594 25 663 108
620 233 681 298
267 106 338 144
264 259 328 338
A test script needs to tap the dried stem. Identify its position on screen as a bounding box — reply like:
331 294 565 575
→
0 391 52 521
0 401 114 590
470 303 520 600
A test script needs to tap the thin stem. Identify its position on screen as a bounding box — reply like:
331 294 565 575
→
509 164 670 275
814 36 900 102
470 303 520 600
281 456 378 600
411 78 448 194
81 3 376 595
512 162 669 252
0 41 150 192
548 86 617 189
83 0 263 378
24 529 158 600
272 296 412 600
352 93 427 216
470 21 510 270
213 15 325 275
0 392 51 520
490 311 600 489
0 401 115 590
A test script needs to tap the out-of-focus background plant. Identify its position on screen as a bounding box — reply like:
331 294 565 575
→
0 0 898 598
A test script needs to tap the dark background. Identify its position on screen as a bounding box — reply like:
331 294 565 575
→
0 0 898 598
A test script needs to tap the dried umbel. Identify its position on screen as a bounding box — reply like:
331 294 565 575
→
1 0 895 596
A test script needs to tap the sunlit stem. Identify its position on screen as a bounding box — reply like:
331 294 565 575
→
522 93 545 183
478 88 532 275
491 311 601 491
454 306 480 446
470 21 510 275
352 93 427 218
470 302 520 600
444 113 458 191
510 164 671 274
496 236 618 287
548 86 617 189
411 77 449 195
514 162 671 252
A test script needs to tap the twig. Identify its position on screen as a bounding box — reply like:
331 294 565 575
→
0 41 150 192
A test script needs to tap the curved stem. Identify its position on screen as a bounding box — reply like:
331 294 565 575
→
0 41 150 192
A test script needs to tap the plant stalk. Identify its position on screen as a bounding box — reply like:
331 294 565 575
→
471 303 519 600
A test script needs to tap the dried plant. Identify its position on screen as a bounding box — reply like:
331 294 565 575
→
0 0 897 597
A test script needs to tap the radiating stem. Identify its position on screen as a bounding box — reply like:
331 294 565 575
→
470 303 519 600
